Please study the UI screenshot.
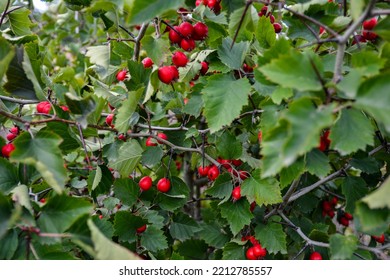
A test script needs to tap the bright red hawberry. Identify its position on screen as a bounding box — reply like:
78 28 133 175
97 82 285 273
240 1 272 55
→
179 22 194 38
106 114 114 127
157 178 171 192
136 224 147 234
10 127 19 135
200 61 209 75
6 133 17 141
142 57 154 68
172 51 188 67
339 216 349 227
157 132 168 144
180 38 196 51
193 22 208 40
2 143 15 158
253 244 267 258
139 176 153 191
158 66 175 84
363 18 377 30
310 252 323 260
344 212 353 220
231 186 241 201
169 27 182 44
146 136 157 147
207 165 220 181
116 69 128 81
37 101 51 114
198 165 211 177
273 23 282 33
372 234 385 244
246 247 257 260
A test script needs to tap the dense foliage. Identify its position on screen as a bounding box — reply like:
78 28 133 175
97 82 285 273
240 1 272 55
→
0 0 389 260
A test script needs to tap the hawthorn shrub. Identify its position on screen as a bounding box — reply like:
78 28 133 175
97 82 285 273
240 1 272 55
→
0 0 389 260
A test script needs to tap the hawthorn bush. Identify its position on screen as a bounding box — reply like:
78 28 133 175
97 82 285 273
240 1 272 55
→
0 0 389 260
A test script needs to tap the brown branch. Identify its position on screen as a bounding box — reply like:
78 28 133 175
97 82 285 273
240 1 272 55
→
231 0 253 50
133 22 150 61
0 0 10 28
0 95 40 105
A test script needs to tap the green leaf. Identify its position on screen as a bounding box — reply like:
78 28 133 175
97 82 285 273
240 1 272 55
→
228 6 258 39
141 146 164 167
43 122 80 153
183 95 203 117
11 185 33 215
217 37 250 70
178 61 202 83
91 166 102 191
305 149 331 178
115 88 142 133
220 199 253 235
354 202 390 235
355 74 390 133
7 8 32 36
255 216 287 254
350 157 380 174
329 234 358 260
280 158 305 189
202 74 251 133
0 193 12 239
199 223 231 249
271 87 293 105
330 108 374 155
0 230 18 259
23 43 45 101
86 45 110 73
38 195 92 236
350 0 365 21
241 169 282 206
204 173 233 203
88 219 140 260
255 15 276 48
216 131 242 160
0 158 19 194
141 225 168 253
113 178 139 207
11 131 67 194
157 177 190 211
374 16 390 41
127 0 185 24
0 38 15 81
351 51 385 77
169 213 200 242
65 93 96 128
113 211 145 243
142 36 170 66
177 239 208 260
222 242 246 260
341 177 368 213
260 51 323 91
362 177 390 209
109 140 143 177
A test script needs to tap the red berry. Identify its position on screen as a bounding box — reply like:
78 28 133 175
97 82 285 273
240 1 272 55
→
246 247 257 260
243 63 254 73
362 30 378 41
180 38 196 51
99 214 103 219
372 234 385 244
39 198 46 203
339 216 349 227
322 201 332 212
116 70 128 81
193 22 208 40
106 114 114 127
258 6 268 17
10 127 19 135
239 171 249 180
363 18 377 30
198 165 211 177
269 14 275 24
60 105 69 112
253 244 267 258
169 65 179 80
344 212 353 220
37 101 51 114
207 0 216 9
195 0 202 6
179 22 194 38
172 51 188 67
118 134 126 141
6 133 17 141
136 224 147 234
1 143 15 158
231 159 242 167
330 196 338 206
258 131 263 142
250 202 256 212
207 165 220 181
231 186 241 201
157 178 171 192
157 132 168 144
309 252 323 260
158 66 175 84
200 61 209 75
142 57 154 68
139 176 153 191
273 23 282 33
146 136 157 147
327 210 335 218
169 27 182 44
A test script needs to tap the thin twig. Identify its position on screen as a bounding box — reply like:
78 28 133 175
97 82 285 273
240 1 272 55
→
0 0 10 28
133 22 150 61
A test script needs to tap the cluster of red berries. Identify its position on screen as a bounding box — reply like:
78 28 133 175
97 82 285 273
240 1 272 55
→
242 236 267 260
1 125 20 157
198 164 220 181
195 0 222 14
258 6 282 34
318 129 331 152
145 132 168 147
321 196 338 218
168 21 209 51
339 211 353 227
372 234 385 244
36 101 69 114
353 17 378 45
139 176 171 193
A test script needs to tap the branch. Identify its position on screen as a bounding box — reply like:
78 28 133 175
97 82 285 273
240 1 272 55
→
0 0 10 28
132 22 150 61
371 9 390 16
0 95 40 105
231 0 253 49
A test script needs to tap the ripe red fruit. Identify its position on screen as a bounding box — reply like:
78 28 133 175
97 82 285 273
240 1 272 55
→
157 178 171 192
181 38 196 51
99 214 103 219
327 210 335 218
372 234 385 244
309 252 323 260
37 101 51 114
258 131 263 142
158 66 175 84
231 159 242 167
169 27 182 44
239 171 249 180
172 51 188 67
207 0 216 9
157 132 168 144
179 22 194 38
243 63 254 73
193 22 208 40
246 247 257 260
198 165 211 177
339 216 349 227
118 134 126 141
116 69 128 81
195 0 202 6
146 136 157 147
6 133 17 141
322 201 332 212
363 18 377 30
60 105 69 112
139 176 153 191
1 143 15 158
330 196 338 206
136 224 147 234
169 66 179 80
200 61 209 75
344 212 353 220
273 23 282 33
207 165 220 181
362 30 378 41
106 114 114 127
258 6 268 17
142 57 154 68
269 14 275 24
231 186 241 201
39 198 46 203
10 127 19 135
253 244 267 258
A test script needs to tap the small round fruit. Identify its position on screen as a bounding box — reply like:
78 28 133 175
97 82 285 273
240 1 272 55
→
363 18 377 30
193 22 208 40
200 61 209 75
6 133 17 141
246 247 257 260
106 114 114 127
309 252 323 260
339 216 349 227
169 27 182 44
231 186 241 201
169 65 180 80
146 136 157 147
344 212 353 220
179 22 194 38
180 38 196 51
158 66 175 84
116 70 128 81
198 165 210 177
157 132 168 144
139 176 153 191
372 234 385 244
250 201 256 212
172 51 188 67
10 127 19 135
362 30 378 41
207 165 220 181
157 178 171 192
253 244 267 258
37 101 51 114
207 0 216 9
322 201 332 212
136 224 147 234
273 23 282 33
142 57 154 68
1 143 15 158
